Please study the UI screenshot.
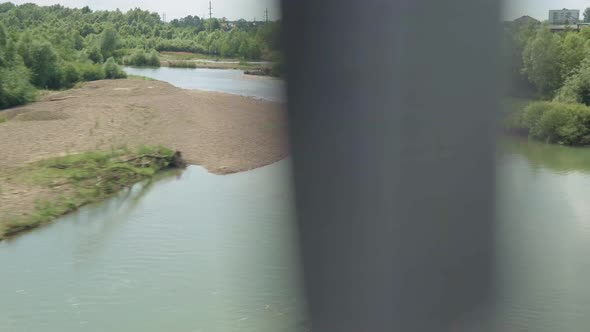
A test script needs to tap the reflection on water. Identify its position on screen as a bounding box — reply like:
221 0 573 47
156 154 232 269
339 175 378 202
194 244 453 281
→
0 161 306 332
495 137 590 331
501 137 590 174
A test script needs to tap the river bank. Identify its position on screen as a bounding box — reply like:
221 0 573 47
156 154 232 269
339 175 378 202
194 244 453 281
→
0 77 288 239
0 147 183 240
158 51 282 77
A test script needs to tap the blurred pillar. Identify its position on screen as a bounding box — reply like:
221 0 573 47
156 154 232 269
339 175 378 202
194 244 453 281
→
283 0 501 331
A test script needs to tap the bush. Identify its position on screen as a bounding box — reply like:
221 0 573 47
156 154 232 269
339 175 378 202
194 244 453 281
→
76 62 105 81
147 50 160 66
167 61 196 68
522 101 590 145
87 45 103 64
60 63 81 88
103 57 126 79
0 65 36 109
123 49 160 67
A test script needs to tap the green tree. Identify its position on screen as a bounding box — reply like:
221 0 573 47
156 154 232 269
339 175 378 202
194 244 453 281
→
523 28 564 97
87 44 103 63
561 33 587 78
0 22 6 48
0 64 36 109
28 40 60 88
100 26 119 59
555 59 590 105
71 32 84 51
103 57 126 79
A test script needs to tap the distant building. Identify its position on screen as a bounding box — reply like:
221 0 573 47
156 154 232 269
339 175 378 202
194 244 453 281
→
503 16 540 31
549 9 580 24
513 15 539 25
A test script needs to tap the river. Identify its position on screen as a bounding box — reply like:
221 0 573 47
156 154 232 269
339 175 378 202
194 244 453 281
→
495 137 590 331
0 68 304 331
124 67 285 102
3 67 590 331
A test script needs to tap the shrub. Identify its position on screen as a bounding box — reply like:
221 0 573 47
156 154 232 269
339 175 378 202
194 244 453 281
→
167 60 197 68
123 49 160 67
523 102 552 130
522 101 590 145
147 50 160 66
530 104 569 142
87 45 103 64
0 65 36 109
103 57 127 79
60 63 81 88
76 62 105 81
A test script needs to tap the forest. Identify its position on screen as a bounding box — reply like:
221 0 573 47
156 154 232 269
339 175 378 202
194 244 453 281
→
0 2 282 109
504 19 590 145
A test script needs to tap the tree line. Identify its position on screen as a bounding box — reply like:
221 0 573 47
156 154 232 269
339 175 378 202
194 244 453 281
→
504 18 590 145
0 2 282 110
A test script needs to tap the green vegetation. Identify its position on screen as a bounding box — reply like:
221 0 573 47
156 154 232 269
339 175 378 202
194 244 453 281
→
167 60 197 68
0 146 183 239
0 3 283 109
123 49 160 67
103 57 127 78
0 8 128 109
505 101 590 145
504 19 590 145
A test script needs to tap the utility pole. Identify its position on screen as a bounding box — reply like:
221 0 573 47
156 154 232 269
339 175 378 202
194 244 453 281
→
265 8 269 23
209 1 212 20
162 12 166 24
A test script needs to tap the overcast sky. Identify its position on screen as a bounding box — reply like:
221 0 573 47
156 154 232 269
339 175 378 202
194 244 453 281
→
9 0 590 22
10 0 281 21
503 0 589 21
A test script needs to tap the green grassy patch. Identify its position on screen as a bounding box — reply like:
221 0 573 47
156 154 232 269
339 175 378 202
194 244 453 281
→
167 61 198 69
0 115 6 124
1 146 183 239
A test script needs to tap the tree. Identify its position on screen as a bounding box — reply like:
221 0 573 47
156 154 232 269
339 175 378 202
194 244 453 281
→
28 41 60 88
100 26 119 59
561 32 587 78
0 22 6 48
103 57 126 79
522 28 564 97
555 59 590 105
87 45 103 63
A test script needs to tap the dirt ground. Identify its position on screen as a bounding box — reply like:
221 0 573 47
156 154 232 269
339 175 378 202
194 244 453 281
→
0 78 288 225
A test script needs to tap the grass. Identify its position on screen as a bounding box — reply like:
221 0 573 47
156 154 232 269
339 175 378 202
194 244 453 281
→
167 61 198 69
159 51 233 62
0 146 183 240
0 115 6 124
